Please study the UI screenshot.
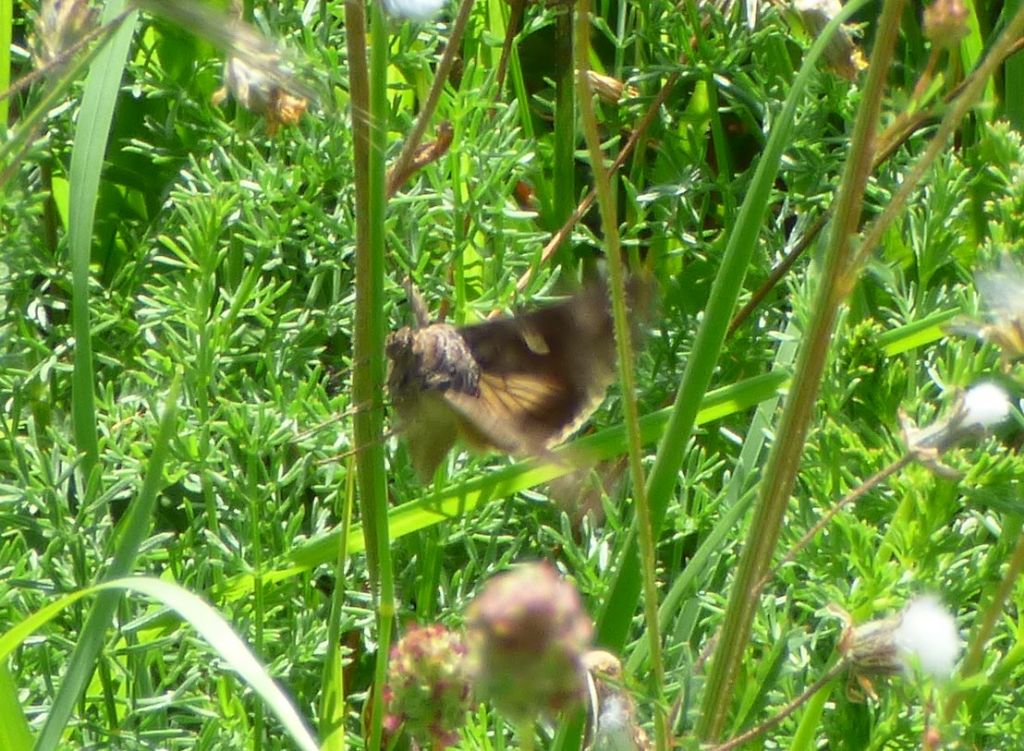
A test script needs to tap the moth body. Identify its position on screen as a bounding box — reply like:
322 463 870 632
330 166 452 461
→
386 323 483 479
386 323 481 400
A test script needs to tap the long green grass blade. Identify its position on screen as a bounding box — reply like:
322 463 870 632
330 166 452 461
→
2 578 318 751
595 0 876 653
67 0 137 479
34 375 178 751
215 371 789 601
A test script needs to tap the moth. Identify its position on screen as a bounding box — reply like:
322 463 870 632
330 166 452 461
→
948 256 1024 369
386 279 649 480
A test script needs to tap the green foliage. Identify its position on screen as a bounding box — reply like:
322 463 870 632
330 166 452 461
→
4 0 1024 748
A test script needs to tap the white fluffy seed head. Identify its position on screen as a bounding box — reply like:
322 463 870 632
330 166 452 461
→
381 0 446 21
961 382 1012 429
893 596 961 680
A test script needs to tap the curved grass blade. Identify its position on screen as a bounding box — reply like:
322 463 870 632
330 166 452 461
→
67 0 137 480
1 578 317 751
33 374 177 751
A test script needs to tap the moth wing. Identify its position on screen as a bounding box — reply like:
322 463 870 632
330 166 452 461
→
453 285 622 451
443 369 603 459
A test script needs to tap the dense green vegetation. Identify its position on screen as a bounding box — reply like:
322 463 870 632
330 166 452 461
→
3 0 1024 748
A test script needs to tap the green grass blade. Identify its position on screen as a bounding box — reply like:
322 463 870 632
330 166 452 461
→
106 578 320 751
33 375 179 751
215 371 789 601
626 319 801 674
960 0 995 109
67 0 137 479
347 1 394 748
318 466 355 751
786 680 832 751
2 578 318 751
878 308 957 355
0 661 33 751
697 0 905 735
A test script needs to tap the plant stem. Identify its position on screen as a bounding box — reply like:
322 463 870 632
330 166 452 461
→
346 2 395 749
574 3 666 749
517 720 535 751
596 0 876 663
852 0 1024 276
552 0 575 266
514 66 681 293
318 460 356 751
707 659 848 751
694 0 904 738
944 514 1024 721
756 454 914 594
385 0 475 197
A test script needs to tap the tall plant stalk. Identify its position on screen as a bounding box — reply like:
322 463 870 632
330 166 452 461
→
695 0 905 738
574 2 666 748
345 1 394 749
552 0 575 266
593 0 874 654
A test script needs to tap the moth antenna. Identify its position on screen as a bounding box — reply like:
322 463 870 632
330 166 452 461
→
292 395 383 441
314 428 400 466
403 277 432 328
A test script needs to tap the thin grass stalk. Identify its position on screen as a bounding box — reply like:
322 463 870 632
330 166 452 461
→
574 3 666 749
319 458 356 751
852 0 1024 276
730 29 1024 336
624 316 801 675
757 454 914 593
707 659 849 751
694 0 905 738
552 0 575 263
0 0 11 128
593 0 874 654
943 514 1024 722
346 1 395 748
34 377 180 751
248 452 266 751
514 65 681 294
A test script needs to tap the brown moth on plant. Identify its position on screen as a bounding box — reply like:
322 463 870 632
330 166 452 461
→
386 277 652 480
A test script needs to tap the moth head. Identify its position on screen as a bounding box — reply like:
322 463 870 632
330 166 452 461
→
386 326 416 362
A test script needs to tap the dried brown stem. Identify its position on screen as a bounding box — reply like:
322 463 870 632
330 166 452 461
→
385 0 475 197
